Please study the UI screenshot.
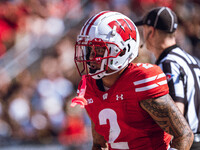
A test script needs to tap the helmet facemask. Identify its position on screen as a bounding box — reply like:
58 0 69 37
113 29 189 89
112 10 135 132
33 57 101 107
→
74 37 126 79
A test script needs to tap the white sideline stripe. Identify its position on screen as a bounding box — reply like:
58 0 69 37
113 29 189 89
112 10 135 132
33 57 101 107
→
135 80 167 92
133 73 165 85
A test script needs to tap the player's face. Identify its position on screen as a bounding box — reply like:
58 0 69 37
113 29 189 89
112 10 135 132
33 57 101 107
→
87 46 106 73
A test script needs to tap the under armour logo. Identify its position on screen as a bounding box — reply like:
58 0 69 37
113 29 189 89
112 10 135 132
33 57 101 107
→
103 93 108 100
116 94 123 100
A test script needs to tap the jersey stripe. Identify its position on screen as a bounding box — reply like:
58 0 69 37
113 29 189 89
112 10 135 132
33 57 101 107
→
135 84 158 92
133 73 167 92
133 73 165 85
158 80 167 85
135 80 167 92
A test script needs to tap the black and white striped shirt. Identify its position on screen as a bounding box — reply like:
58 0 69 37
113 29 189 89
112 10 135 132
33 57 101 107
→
156 45 200 134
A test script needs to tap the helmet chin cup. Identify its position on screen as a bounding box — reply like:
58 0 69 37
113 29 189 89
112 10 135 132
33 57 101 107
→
74 11 140 79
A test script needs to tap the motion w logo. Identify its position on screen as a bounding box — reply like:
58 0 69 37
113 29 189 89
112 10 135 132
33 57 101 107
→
108 19 137 42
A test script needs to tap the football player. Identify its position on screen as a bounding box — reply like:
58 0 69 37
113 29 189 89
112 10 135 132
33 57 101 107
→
72 11 194 150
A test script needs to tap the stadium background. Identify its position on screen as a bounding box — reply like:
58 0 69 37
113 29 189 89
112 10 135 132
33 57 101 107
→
0 0 199 149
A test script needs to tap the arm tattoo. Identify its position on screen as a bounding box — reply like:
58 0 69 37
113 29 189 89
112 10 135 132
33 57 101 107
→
140 94 194 150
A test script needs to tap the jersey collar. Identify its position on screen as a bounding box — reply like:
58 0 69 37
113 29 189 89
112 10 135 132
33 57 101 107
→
155 44 178 65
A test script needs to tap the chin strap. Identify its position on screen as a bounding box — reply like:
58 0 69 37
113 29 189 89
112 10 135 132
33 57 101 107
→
71 75 88 108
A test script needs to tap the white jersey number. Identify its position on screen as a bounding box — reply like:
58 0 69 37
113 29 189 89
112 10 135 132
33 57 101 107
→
98 108 129 149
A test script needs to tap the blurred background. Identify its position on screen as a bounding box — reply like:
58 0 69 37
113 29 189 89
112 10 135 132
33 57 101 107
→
0 0 199 149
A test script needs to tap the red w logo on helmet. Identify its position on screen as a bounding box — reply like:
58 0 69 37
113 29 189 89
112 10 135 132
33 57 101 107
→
108 19 137 42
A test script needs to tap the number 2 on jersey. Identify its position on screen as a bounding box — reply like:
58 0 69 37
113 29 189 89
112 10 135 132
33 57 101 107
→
99 108 129 149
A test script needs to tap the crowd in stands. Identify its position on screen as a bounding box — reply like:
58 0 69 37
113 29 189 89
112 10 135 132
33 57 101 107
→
0 0 199 149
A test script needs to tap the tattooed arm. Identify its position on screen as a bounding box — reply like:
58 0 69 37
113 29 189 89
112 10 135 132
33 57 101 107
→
140 94 194 150
91 120 108 150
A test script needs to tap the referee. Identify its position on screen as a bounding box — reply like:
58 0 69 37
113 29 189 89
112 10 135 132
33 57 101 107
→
136 7 200 150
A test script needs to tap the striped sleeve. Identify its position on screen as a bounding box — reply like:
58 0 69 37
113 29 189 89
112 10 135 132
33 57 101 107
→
133 65 169 101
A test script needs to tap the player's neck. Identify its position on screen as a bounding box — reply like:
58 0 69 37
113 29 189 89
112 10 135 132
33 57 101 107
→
102 68 126 88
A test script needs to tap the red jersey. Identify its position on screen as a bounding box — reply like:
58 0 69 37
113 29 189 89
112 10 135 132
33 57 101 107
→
78 63 172 150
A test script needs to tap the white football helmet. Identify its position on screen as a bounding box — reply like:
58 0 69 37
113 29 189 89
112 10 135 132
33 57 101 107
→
74 11 140 79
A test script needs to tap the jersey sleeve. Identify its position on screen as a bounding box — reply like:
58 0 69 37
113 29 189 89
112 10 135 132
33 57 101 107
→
133 64 169 101
158 60 185 103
